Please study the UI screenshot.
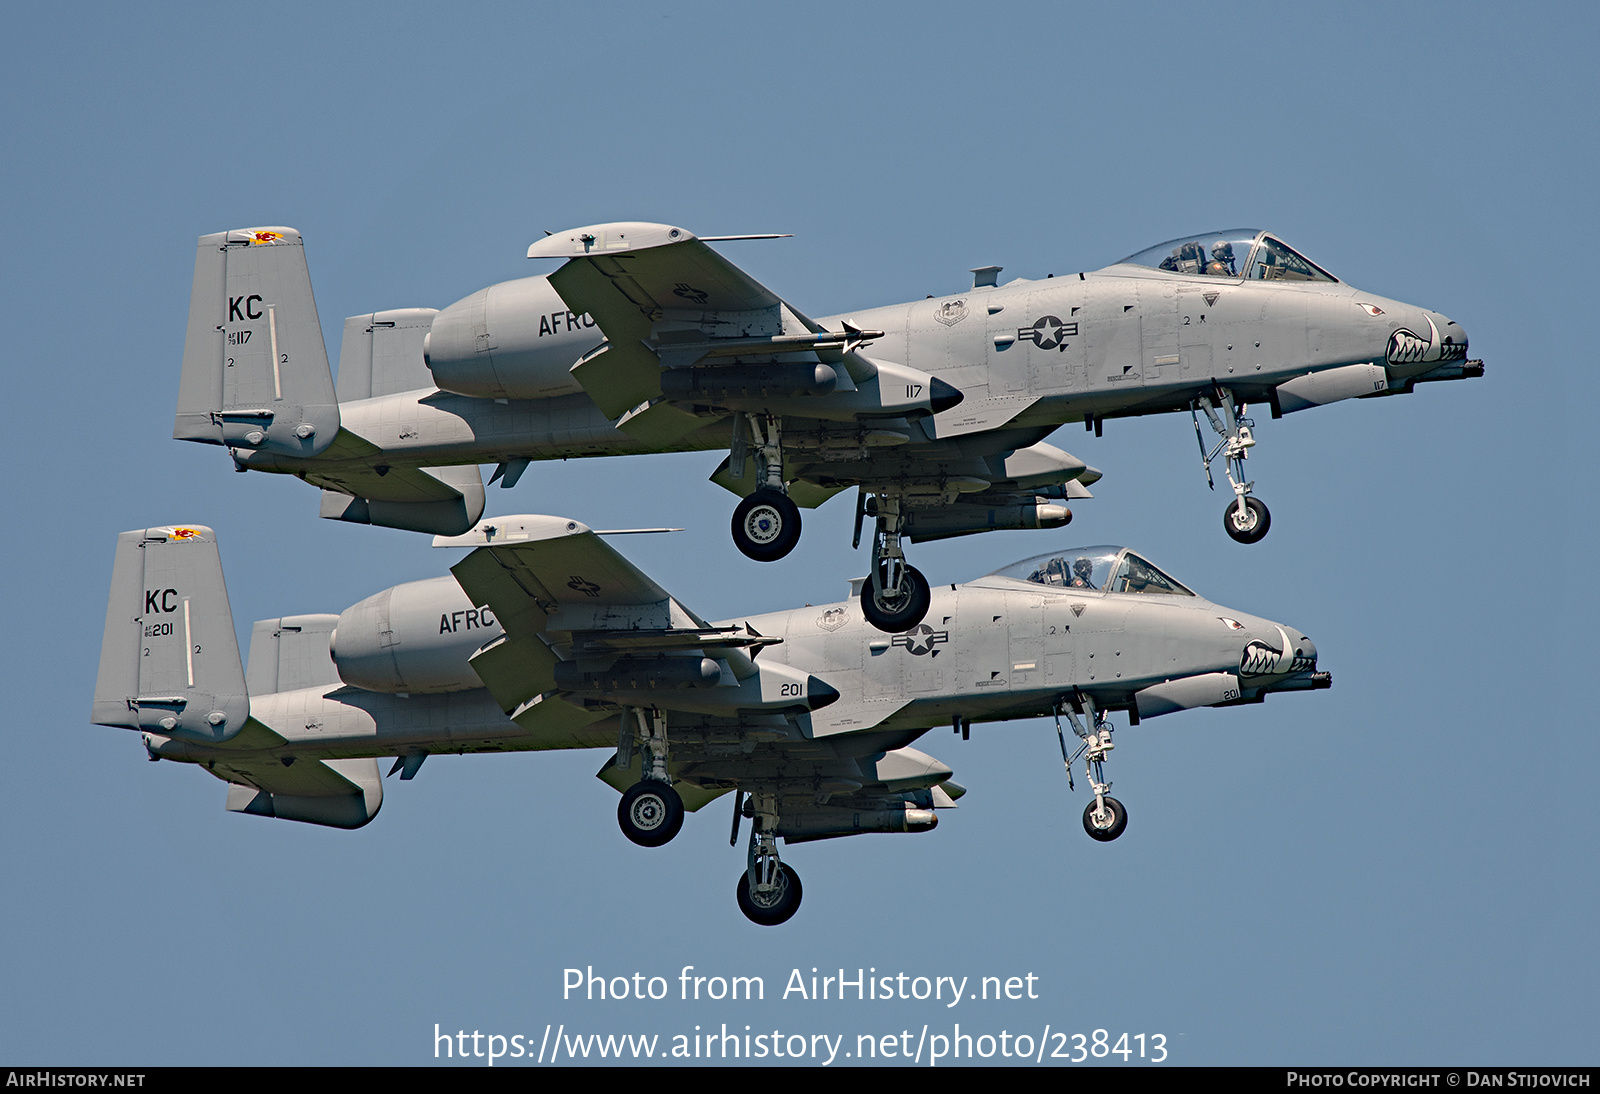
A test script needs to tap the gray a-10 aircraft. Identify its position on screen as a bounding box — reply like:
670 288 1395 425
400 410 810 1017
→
94 516 1328 925
173 223 1477 633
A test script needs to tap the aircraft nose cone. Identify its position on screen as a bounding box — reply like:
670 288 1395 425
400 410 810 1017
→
1387 309 1469 377
1431 312 1468 362
1240 624 1317 678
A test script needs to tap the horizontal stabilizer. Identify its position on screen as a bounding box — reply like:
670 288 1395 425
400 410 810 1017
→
223 757 384 829
317 463 485 536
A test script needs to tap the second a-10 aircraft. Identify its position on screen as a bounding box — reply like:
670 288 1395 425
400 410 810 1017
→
173 222 1479 631
94 515 1327 925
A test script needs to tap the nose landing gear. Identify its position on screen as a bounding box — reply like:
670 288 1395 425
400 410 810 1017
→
1082 793 1128 842
1053 697 1129 842
1223 495 1271 544
1193 385 1272 544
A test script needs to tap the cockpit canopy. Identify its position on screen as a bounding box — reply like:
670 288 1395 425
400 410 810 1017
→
1115 229 1338 283
989 546 1195 597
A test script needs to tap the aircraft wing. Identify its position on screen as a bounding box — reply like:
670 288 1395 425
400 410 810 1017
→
443 514 694 638
528 223 888 434
442 516 799 740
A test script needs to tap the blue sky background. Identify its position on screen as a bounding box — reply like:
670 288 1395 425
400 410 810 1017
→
2 1 1594 1066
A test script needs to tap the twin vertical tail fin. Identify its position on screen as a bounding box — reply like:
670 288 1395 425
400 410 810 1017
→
174 228 340 458
92 525 249 744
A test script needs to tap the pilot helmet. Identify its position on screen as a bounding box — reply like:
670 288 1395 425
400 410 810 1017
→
1211 240 1234 262
1072 557 1095 582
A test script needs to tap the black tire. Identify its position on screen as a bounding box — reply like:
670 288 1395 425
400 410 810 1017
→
732 489 802 562
735 863 804 926
1222 496 1271 544
1082 795 1128 842
859 562 931 633
618 781 685 847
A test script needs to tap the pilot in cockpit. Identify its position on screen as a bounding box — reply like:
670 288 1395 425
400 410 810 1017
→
1206 239 1237 277
1068 557 1097 589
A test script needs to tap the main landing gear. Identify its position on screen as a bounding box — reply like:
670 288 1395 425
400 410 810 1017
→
1052 697 1129 842
729 414 803 562
856 492 930 632
732 489 800 562
1193 385 1272 544
726 411 932 632
731 790 802 925
615 707 684 847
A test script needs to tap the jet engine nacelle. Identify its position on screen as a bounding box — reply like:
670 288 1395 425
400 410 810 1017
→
330 576 501 694
423 275 596 400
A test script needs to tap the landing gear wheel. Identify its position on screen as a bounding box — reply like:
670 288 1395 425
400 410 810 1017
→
1082 795 1128 842
860 562 931 633
736 863 803 925
618 781 684 847
732 489 802 562
1223 496 1271 544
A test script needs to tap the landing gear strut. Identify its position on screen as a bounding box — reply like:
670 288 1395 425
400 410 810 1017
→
729 414 802 562
616 707 684 847
858 492 930 632
1193 385 1271 544
735 790 802 925
1053 697 1129 842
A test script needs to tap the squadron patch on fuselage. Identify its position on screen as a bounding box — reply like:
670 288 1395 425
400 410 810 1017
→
816 607 849 632
934 299 969 326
